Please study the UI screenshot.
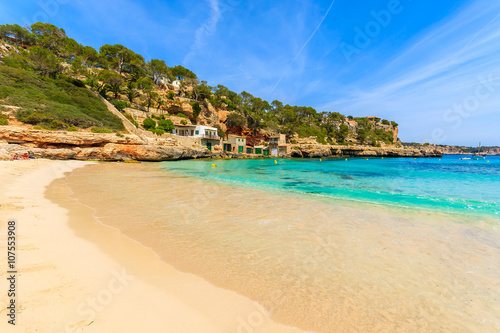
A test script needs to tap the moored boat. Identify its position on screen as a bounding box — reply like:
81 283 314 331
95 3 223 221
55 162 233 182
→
472 142 486 160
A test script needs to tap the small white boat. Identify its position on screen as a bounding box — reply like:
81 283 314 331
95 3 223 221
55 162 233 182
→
459 157 471 160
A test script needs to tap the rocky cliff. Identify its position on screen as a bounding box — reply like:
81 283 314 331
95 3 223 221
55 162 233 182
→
289 143 442 158
436 146 500 155
0 125 442 161
0 126 211 161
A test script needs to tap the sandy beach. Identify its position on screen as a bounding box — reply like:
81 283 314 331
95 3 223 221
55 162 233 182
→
0 160 300 333
62 161 500 333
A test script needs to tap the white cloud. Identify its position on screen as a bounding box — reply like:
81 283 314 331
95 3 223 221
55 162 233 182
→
183 0 221 65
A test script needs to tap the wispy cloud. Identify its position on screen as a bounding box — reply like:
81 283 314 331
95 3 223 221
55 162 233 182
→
269 0 337 94
183 0 221 65
6 0 495 145
316 0 500 144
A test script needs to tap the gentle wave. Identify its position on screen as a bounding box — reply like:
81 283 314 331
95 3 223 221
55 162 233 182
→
64 162 500 332
161 155 500 219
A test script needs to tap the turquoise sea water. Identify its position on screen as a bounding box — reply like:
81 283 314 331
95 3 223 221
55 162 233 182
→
161 154 500 219
65 158 500 331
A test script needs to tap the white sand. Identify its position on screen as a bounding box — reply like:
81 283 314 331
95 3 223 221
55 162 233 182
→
0 160 301 333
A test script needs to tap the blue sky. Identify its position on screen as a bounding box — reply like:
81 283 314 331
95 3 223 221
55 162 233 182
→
1 0 499 146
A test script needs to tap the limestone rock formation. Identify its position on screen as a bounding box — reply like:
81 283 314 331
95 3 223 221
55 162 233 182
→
0 126 210 161
0 126 145 146
289 144 442 158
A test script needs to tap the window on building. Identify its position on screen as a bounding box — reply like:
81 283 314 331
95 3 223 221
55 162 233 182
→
195 130 199 135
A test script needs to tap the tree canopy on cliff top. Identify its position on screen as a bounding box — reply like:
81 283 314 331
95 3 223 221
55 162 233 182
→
0 22 397 143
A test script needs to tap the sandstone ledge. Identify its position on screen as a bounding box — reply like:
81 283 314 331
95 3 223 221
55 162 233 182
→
0 126 210 161
289 144 442 158
0 126 442 161
0 126 146 147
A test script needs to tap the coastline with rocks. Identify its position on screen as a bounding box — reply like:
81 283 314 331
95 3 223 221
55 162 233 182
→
0 126 442 161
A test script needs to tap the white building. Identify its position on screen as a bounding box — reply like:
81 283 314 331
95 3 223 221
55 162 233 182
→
158 78 181 88
194 125 219 140
173 125 220 151
173 124 196 137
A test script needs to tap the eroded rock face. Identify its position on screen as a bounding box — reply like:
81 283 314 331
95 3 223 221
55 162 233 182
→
166 104 193 119
0 41 20 57
0 126 145 146
190 100 229 132
291 145 333 158
74 144 210 161
33 148 77 160
0 142 210 161
289 144 442 158
0 126 210 161
0 125 441 161
436 146 500 155
0 143 77 160
0 148 11 160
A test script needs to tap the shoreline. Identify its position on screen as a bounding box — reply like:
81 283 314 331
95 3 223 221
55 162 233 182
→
0 125 442 161
2 159 498 332
159 158 499 223
0 160 301 332
61 162 500 332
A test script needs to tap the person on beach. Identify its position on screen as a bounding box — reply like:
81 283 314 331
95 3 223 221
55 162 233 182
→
22 152 29 160
12 153 20 160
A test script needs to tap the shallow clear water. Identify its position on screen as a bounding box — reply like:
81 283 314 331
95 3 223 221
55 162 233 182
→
162 155 500 219
63 157 500 332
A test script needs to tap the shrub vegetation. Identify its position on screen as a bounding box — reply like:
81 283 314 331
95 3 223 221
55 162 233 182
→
143 118 156 130
0 22 401 143
0 66 124 131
